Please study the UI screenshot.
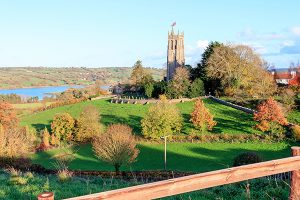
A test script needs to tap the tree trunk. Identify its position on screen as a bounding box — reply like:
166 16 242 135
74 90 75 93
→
115 164 120 175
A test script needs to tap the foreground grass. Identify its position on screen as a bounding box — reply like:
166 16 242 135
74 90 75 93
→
21 98 261 135
32 142 293 172
0 170 289 200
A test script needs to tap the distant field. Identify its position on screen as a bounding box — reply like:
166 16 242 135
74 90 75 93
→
13 102 53 109
20 98 261 135
0 67 165 89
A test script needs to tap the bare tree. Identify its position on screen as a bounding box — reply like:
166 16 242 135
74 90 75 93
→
92 124 139 173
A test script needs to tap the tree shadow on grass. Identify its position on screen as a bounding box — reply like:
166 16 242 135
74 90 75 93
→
101 114 143 135
31 122 52 132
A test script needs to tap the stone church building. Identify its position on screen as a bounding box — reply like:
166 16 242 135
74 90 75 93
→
166 28 185 81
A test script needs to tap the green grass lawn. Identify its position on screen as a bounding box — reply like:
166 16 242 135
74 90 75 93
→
32 142 294 172
0 169 289 200
21 98 261 135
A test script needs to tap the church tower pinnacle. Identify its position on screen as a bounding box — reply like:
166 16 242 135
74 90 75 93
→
167 23 185 81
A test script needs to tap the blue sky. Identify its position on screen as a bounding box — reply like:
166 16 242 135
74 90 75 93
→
0 0 300 68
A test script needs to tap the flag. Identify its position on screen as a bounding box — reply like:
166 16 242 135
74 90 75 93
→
171 22 176 27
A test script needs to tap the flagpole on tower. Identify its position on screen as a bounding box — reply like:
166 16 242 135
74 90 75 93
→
171 21 176 33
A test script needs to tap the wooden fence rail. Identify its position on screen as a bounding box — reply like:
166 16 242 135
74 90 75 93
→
38 147 300 200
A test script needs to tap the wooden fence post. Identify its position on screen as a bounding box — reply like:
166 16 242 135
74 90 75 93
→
37 192 54 200
290 147 300 200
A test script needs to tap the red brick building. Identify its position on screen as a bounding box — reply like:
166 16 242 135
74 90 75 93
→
270 67 300 86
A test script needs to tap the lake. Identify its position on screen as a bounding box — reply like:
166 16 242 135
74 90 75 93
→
0 85 83 99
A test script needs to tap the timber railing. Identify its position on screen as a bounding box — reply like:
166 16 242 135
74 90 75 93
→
38 147 300 200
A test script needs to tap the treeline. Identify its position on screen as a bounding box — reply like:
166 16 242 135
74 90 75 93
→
129 42 279 100
0 94 38 104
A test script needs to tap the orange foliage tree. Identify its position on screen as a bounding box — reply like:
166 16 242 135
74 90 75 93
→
254 97 288 127
190 99 217 133
0 102 18 129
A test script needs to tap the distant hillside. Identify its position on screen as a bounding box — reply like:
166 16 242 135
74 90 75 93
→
0 67 165 89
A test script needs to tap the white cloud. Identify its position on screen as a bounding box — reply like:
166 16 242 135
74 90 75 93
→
282 40 295 47
196 40 209 49
291 26 300 36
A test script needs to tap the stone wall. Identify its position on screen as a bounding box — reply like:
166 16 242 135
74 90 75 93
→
209 96 256 114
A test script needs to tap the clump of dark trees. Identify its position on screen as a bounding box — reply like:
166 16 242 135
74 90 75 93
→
130 42 278 100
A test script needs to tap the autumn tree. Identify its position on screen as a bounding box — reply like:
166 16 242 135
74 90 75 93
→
206 44 276 99
41 127 50 148
0 102 18 129
254 97 288 125
0 126 35 159
75 105 102 142
190 99 217 133
167 67 190 98
92 124 139 173
141 99 183 139
51 113 75 144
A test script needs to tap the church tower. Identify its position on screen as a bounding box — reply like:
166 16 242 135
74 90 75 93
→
167 26 185 81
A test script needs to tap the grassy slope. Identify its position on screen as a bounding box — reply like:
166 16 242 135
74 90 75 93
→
21 98 261 135
31 142 293 172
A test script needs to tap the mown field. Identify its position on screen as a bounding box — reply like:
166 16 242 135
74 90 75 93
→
21 98 262 135
32 142 292 172
20 98 299 172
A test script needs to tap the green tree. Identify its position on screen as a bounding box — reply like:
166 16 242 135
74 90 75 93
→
167 67 190 99
188 78 205 98
144 82 154 98
51 113 75 144
141 100 183 139
191 41 222 94
152 81 168 98
130 60 146 90
75 105 102 142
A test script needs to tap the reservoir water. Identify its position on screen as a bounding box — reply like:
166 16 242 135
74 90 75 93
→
0 85 83 99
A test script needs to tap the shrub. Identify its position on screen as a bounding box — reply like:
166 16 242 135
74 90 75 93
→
75 105 102 142
233 152 263 167
92 124 139 173
141 100 183 139
57 169 73 182
9 176 28 185
51 113 75 144
254 97 288 126
268 122 286 141
53 149 75 182
24 172 34 179
0 126 34 159
291 125 300 141
41 127 50 148
190 99 217 134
